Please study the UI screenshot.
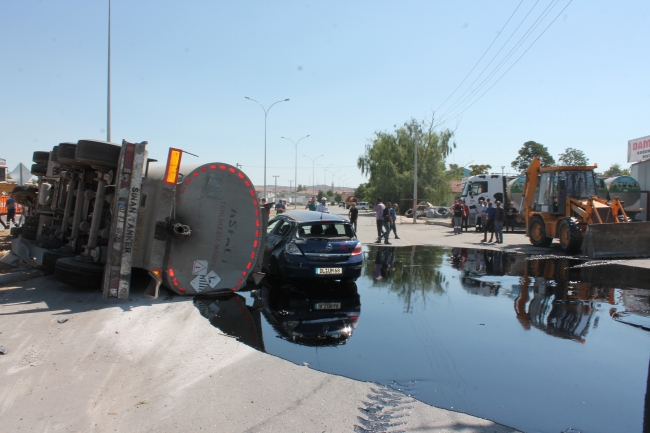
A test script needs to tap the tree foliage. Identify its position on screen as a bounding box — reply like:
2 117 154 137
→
601 163 630 177
469 164 491 175
447 164 465 180
558 148 588 166
511 141 555 172
357 118 456 206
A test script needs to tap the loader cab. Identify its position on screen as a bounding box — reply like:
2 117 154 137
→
535 170 598 215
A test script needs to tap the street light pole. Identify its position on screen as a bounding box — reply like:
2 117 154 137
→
272 175 279 202
303 154 323 195
281 135 310 209
413 121 419 225
318 163 334 189
107 0 111 142
245 96 290 199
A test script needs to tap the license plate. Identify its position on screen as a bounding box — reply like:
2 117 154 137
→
315 302 341 310
316 267 343 275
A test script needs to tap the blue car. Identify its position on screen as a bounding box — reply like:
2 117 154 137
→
262 210 362 281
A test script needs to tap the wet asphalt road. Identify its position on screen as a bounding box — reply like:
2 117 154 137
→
196 245 650 433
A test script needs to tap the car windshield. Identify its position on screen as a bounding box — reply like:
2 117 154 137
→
296 222 355 239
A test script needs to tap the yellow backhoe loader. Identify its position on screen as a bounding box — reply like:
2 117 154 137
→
522 157 650 258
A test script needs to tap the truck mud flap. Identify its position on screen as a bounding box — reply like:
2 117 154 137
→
581 222 650 259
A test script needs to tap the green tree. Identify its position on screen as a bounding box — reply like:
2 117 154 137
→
354 183 368 201
447 163 465 180
316 190 325 201
469 164 491 175
357 118 455 206
558 148 588 166
601 163 630 177
333 193 342 203
326 189 334 197
511 141 555 172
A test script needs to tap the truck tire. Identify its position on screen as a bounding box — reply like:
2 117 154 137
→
55 257 104 289
75 140 121 168
559 217 582 254
22 227 37 240
528 215 553 247
405 209 414 218
11 185 39 207
31 163 47 176
51 146 59 162
42 250 73 272
56 142 78 165
32 151 50 164
10 227 23 237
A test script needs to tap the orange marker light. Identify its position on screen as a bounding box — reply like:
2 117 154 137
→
164 148 183 185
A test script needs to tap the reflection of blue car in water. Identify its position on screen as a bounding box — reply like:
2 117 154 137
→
259 282 361 347
262 211 363 282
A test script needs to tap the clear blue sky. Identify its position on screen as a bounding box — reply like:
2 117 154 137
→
1 0 648 189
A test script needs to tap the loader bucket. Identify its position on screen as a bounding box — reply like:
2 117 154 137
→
581 222 650 259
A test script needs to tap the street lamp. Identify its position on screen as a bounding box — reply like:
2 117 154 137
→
281 135 310 209
303 154 324 195
245 96 290 199
318 163 334 189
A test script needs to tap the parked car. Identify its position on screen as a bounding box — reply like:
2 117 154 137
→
356 201 369 210
262 210 363 281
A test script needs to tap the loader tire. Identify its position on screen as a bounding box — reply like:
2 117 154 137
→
32 151 50 164
528 215 552 248
55 257 104 290
559 217 582 254
31 163 47 176
75 140 121 168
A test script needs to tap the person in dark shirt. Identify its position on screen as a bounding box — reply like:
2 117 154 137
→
481 201 495 242
505 202 518 232
493 201 505 243
348 202 359 233
452 200 463 235
5 193 17 227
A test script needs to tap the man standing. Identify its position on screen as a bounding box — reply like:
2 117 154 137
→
382 202 393 244
452 200 463 235
461 199 469 232
348 202 359 233
494 201 505 244
274 200 285 214
316 197 329 213
481 201 495 242
476 198 486 231
5 193 17 228
390 203 399 239
505 202 518 232
373 198 385 243
306 197 317 211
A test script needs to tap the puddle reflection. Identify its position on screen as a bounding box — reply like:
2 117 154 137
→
195 245 650 433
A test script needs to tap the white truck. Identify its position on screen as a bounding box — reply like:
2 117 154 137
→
11 140 268 299
459 174 526 227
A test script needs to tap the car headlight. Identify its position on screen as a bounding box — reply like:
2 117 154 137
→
285 242 302 255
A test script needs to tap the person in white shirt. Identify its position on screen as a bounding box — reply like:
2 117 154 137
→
316 197 329 213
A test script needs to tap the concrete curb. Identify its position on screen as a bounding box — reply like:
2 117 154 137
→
0 268 50 286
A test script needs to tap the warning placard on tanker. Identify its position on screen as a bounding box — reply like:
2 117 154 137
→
192 260 208 275
206 270 221 288
190 275 208 292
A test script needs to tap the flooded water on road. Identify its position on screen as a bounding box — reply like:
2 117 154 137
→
195 246 650 433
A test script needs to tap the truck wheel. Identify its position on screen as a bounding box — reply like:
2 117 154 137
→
10 227 23 237
11 185 39 207
42 250 73 272
55 257 104 289
56 142 78 165
559 217 582 253
22 227 38 240
31 163 47 176
51 146 59 162
32 151 50 164
405 209 414 218
528 215 553 247
76 140 121 168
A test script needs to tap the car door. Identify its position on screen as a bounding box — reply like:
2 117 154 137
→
262 217 294 269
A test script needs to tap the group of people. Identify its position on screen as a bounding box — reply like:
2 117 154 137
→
372 198 399 244
305 196 330 213
451 198 518 244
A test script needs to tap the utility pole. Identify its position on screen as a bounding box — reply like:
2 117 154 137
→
273 175 279 202
413 121 419 224
289 180 293 204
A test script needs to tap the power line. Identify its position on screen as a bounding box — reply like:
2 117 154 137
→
439 0 574 126
435 0 525 113
439 0 562 122
438 0 543 121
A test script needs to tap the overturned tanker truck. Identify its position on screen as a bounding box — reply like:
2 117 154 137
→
11 140 268 299
522 157 650 258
